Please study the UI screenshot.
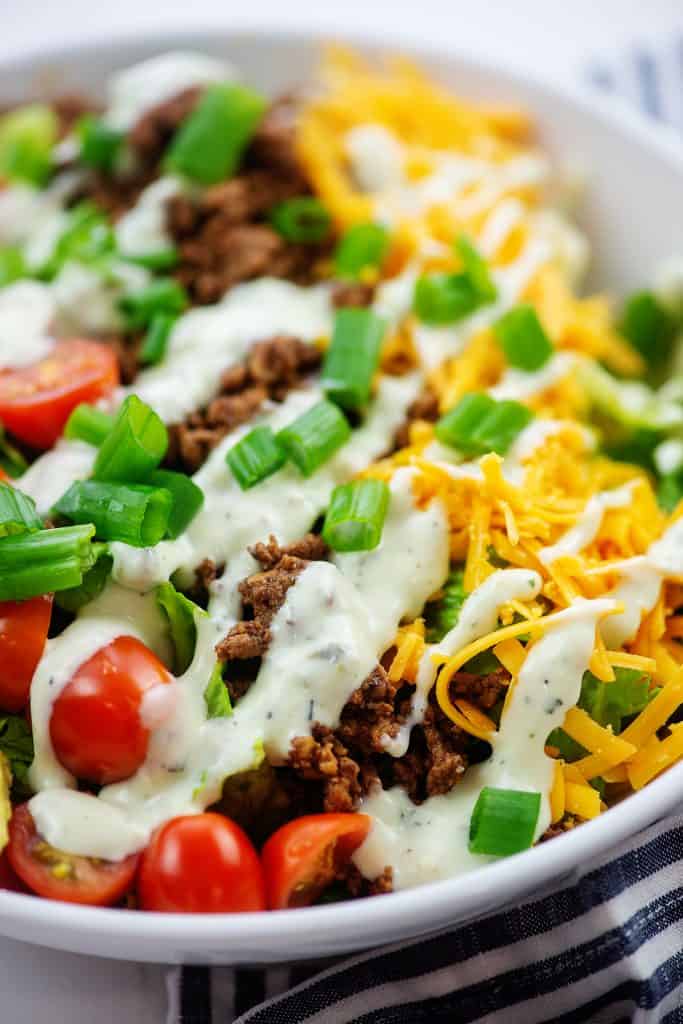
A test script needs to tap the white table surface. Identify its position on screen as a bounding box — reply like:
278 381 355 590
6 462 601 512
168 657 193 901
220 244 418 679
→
1 1 682 1020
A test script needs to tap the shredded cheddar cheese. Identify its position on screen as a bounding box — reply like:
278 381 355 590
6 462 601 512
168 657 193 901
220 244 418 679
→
301 45 683 842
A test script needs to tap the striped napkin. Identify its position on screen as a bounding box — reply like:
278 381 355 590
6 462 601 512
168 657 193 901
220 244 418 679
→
170 40 683 1024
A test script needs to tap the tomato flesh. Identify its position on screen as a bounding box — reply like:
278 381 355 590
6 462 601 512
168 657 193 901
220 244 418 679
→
0 849 28 893
0 595 52 713
0 339 119 448
50 635 173 786
7 804 138 906
138 813 266 913
261 813 371 909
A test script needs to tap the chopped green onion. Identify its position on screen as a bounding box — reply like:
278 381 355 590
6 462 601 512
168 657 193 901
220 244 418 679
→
277 400 351 477
321 307 386 410
226 426 286 490
0 246 27 287
425 567 466 643
166 83 267 184
204 662 232 719
435 392 533 456
0 523 97 601
469 786 541 856
619 290 678 371
269 196 331 244
0 483 42 538
0 425 28 478
156 581 201 674
118 278 188 330
54 545 113 612
40 201 116 280
455 235 497 303
413 272 480 326
474 399 534 455
578 668 656 733
323 478 390 552
414 237 497 326
270 197 331 243
53 481 172 547
76 115 123 173
64 404 115 447
435 393 495 451
493 304 553 371
93 394 168 483
0 104 57 185
124 247 179 272
334 222 389 279
139 313 176 366
147 468 204 537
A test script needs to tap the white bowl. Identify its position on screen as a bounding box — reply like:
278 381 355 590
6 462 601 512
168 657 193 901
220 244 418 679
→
1 28 682 965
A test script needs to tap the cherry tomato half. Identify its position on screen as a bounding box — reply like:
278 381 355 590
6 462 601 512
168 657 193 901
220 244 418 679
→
0 595 53 713
138 813 266 913
261 813 371 910
0 339 119 449
0 849 28 893
50 635 173 786
7 804 138 906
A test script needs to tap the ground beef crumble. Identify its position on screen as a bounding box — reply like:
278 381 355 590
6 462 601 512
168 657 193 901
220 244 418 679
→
165 334 321 473
216 535 327 664
165 94 332 305
393 387 440 449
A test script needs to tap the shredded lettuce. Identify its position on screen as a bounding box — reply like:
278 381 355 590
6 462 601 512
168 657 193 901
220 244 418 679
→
619 290 679 377
0 425 28 479
578 668 658 734
579 361 683 435
546 669 658 764
0 714 34 797
156 582 203 674
425 567 467 643
204 662 232 719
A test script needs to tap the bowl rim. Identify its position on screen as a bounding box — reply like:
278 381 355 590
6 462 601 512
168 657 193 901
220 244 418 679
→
1 23 683 957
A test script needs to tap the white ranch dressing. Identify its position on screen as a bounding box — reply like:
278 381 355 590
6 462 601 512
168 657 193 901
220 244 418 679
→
28 472 448 859
538 482 636 566
115 176 184 258
345 124 405 193
104 52 237 131
18 440 96 517
126 278 332 423
385 568 542 757
600 516 683 648
52 259 150 335
654 438 683 477
489 350 580 402
477 198 525 258
0 280 56 368
355 597 616 888
0 183 62 247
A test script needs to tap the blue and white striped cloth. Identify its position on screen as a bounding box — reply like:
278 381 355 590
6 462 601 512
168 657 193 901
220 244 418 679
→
172 40 683 1024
